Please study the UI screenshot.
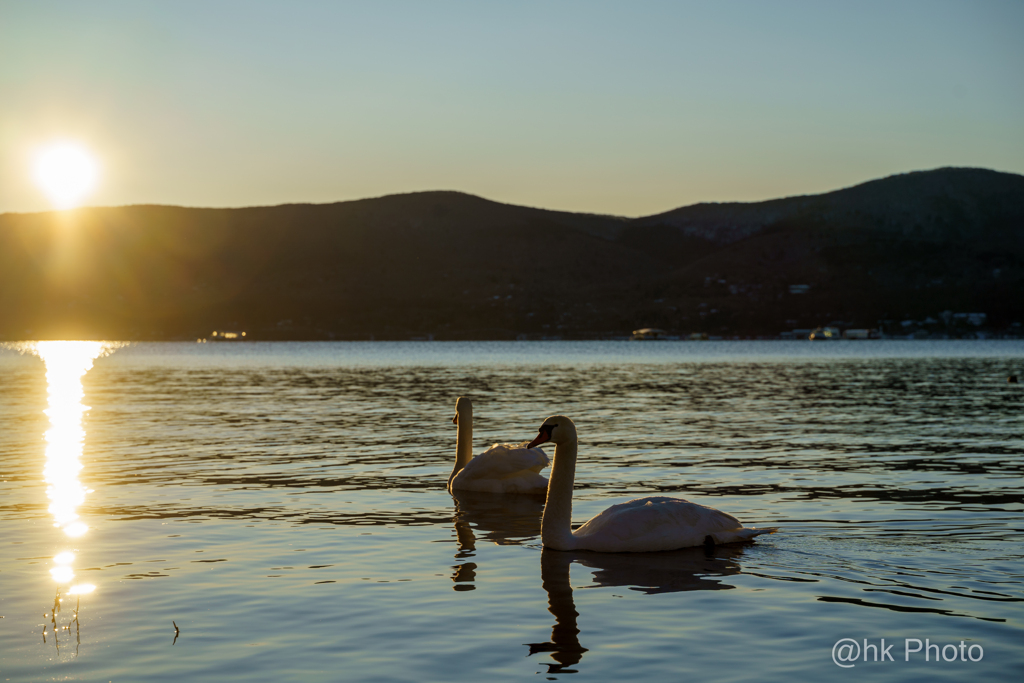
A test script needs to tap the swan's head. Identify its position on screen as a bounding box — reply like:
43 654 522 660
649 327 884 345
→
527 415 576 448
453 396 472 425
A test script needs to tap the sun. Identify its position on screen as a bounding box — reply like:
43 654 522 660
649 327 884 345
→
32 142 100 209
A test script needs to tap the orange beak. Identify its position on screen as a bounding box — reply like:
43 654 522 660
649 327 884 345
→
527 427 552 449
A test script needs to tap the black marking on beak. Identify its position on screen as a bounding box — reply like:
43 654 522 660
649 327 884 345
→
527 423 555 449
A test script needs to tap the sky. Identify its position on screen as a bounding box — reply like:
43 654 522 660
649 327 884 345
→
1 0 1022 216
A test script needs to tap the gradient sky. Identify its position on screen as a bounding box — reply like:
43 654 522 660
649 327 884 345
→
2 0 1022 216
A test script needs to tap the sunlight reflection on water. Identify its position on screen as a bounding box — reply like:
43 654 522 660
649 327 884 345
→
33 341 119 595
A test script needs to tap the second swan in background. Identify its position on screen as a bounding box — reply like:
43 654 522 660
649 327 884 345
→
448 397 550 494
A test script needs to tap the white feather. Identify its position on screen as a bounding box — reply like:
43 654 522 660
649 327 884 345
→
450 442 550 494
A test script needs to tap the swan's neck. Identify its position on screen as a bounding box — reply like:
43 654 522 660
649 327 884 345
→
541 439 578 550
449 413 473 489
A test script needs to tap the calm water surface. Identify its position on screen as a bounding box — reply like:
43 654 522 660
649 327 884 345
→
1 341 1022 682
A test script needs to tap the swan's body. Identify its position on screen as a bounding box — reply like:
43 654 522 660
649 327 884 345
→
528 416 776 552
448 397 549 494
451 442 550 494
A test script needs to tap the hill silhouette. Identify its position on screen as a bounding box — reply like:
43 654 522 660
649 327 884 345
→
1 167 1021 340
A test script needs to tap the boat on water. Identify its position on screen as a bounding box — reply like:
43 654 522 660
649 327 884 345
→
631 328 670 340
807 327 879 340
808 327 840 340
208 330 247 341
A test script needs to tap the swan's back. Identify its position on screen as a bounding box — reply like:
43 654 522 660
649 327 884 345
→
450 443 550 494
572 496 773 552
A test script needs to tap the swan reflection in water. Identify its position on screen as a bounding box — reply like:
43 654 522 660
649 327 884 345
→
526 545 748 674
447 489 751 674
449 489 545 590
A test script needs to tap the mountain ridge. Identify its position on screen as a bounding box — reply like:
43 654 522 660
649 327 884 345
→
1 167 1021 340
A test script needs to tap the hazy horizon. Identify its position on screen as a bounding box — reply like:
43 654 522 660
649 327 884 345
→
2 0 1022 216
1 164 1018 220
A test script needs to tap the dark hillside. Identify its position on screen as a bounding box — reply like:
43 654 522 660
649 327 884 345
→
0 194 645 339
1 168 1021 340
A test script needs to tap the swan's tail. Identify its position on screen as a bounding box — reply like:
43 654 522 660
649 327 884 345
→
711 526 778 545
738 526 779 540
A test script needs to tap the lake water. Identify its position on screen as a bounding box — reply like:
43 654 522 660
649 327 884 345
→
1 340 1022 682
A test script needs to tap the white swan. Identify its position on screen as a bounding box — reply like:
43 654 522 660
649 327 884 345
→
527 416 777 552
447 397 549 494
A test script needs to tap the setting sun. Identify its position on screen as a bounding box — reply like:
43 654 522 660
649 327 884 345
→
32 142 100 209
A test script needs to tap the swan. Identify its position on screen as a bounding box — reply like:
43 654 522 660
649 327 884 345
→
448 397 549 494
526 415 777 552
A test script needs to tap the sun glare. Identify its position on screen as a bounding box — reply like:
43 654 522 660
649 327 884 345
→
32 142 100 209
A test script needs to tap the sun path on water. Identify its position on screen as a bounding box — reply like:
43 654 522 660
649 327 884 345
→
34 340 120 594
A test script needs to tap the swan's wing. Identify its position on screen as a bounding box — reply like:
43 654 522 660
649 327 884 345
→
462 443 549 478
575 496 742 538
498 443 549 474
451 444 550 493
573 496 756 552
